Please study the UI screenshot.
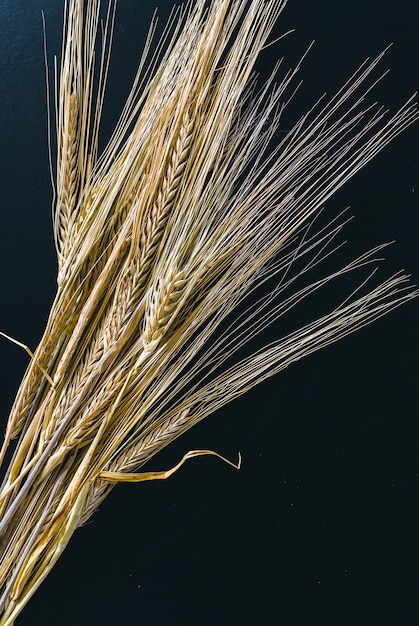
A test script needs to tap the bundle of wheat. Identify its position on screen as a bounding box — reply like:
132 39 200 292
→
0 1 417 623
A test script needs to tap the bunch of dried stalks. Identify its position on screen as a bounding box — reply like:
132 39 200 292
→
0 0 417 623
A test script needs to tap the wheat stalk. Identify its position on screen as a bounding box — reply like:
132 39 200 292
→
0 0 417 623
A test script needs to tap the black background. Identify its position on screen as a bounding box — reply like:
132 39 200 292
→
0 1 418 625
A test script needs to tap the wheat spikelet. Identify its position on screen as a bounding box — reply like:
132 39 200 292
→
143 268 188 353
0 0 417 623
111 409 192 473
140 112 194 273
56 93 79 265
